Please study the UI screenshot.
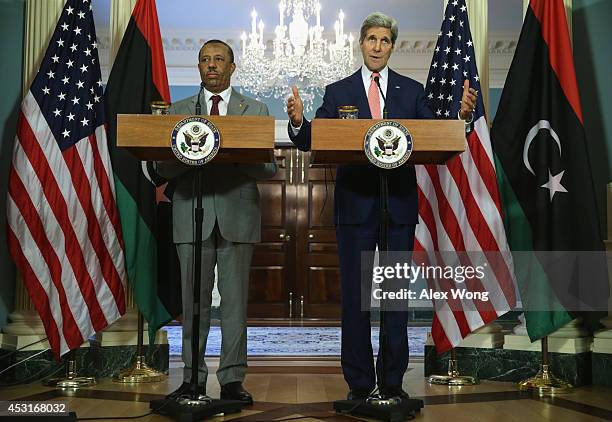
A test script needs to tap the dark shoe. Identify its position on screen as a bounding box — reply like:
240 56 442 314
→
347 388 371 401
220 382 253 405
166 382 206 400
381 386 409 400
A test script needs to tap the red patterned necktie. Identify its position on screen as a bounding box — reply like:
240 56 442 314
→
210 95 222 115
368 72 381 119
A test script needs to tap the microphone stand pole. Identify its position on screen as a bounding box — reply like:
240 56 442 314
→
334 86 424 421
150 142 243 422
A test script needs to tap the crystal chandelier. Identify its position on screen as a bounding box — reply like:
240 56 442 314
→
239 0 355 112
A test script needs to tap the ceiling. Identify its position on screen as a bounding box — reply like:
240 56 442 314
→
93 0 524 35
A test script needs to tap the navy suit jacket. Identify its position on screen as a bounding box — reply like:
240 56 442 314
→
289 68 433 225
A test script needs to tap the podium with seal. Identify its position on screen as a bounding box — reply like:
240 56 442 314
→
309 118 465 165
310 118 465 422
117 114 275 163
117 113 275 421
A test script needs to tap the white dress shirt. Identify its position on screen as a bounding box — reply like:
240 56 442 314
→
204 85 232 116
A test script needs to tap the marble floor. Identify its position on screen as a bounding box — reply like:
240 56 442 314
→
1 358 611 421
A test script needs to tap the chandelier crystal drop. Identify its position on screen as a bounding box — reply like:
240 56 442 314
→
239 0 355 112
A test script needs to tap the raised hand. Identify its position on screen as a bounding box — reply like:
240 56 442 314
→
460 79 478 121
287 85 304 127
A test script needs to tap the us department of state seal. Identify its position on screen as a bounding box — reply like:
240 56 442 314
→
364 120 413 169
171 116 220 166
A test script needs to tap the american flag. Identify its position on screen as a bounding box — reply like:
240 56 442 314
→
7 0 127 358
416 0 516 353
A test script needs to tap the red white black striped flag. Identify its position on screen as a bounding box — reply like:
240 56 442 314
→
491 0 607 338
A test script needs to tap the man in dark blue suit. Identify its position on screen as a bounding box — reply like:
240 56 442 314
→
287 12 477 400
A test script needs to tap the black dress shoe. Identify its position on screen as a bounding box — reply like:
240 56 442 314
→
220 382 253 405
166 382 207 400
347 388 371 401
381 386 409 400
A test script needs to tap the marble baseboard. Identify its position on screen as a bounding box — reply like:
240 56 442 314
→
592 353 612 386
0 343 169 383
0 348 65 383
83 342 169 378
424 345 592 386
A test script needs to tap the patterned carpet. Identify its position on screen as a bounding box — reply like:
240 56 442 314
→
165 326 428 357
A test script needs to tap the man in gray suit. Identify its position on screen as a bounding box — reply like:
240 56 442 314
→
155 40 276 405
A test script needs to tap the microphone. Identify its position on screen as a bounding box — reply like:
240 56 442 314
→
373 76 388 119
195 81 205 115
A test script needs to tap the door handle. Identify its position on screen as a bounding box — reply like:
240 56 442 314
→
289 292 293 319
300 295 304 319
289 149 294 184
300 151 306 184
296 149 301 184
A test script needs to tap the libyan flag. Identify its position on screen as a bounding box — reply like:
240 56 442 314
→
491 0 608 341
104 0 181 340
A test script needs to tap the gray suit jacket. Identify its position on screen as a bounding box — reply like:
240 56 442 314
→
155 88 277 244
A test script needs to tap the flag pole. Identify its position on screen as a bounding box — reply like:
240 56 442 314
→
428 348 478 385
113 100 172 384
518 336 572 395
113 310 166 383
45 350 96 389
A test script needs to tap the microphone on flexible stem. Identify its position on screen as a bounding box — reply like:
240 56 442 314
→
195 82 205 115
373 76 388 119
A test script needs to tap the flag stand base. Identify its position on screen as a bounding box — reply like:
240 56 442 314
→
113 355 165 383
113 312 166 383
518 337 572 396
519 364 572 395
427 349 479 385
44 351 96 389
44 377 96 389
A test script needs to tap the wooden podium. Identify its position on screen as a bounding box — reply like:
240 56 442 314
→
116 113 275 420
116 114 276 163
317 118 465 421
310 119 466 164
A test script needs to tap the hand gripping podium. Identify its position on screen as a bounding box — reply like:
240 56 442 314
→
316 119 466 422
117 114 275 422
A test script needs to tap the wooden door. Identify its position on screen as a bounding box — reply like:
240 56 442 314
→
248 148 342 319
248 148 296 318
295 151 341 318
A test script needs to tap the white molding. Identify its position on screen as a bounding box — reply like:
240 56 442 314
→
503 334 593 353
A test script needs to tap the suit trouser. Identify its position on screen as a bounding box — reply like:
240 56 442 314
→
336 216 415 391
177 223 254 386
